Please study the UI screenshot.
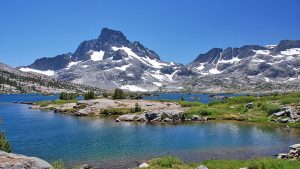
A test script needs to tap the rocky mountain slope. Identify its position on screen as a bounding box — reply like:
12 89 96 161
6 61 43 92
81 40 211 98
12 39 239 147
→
188 40 300 83
19 28 300 92
0 62 96 94
20 28 192 91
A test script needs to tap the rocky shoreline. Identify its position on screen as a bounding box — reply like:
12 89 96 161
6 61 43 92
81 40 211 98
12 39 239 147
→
115 110 208 123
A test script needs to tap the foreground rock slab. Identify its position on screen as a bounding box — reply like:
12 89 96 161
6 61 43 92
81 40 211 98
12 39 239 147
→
277 143 300 159
0 150 52 169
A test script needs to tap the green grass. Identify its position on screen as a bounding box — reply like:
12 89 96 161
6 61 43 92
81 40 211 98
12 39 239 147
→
185 106 221 118
145 156 300 169
37 99 78 107
178 100 203 107
204 158 300 169
280 97 300 105
226 96 257 104
178 92 300 127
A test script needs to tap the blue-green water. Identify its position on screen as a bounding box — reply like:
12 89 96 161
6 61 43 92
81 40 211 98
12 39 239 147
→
0 94 300 168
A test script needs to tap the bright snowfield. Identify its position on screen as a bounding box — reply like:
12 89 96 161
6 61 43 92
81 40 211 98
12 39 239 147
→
281 48 300 55
19 67 55 76
90 50 105 61
120 85 148 92
66 61 81 70
111 46 168 68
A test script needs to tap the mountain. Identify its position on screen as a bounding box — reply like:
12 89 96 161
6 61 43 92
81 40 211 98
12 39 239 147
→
0 62 97 94
19 28 300 92
20 28 192 91
188 40 300 83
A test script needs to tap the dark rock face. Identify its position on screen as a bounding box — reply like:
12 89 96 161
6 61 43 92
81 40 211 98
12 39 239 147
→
160 66 175 74
193 48 223 64
130 41 160 60
271 40 300 55
28 53 72 70
98 28 130 48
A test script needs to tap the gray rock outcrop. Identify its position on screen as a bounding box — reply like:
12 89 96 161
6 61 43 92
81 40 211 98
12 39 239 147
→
0 150 52 169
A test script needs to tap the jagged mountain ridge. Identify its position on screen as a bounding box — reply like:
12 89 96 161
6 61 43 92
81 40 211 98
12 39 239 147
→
19 28 300 92
188 40 300 83
20 28 191 91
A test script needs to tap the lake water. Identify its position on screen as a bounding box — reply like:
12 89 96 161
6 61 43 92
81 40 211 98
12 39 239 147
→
0 94 300 168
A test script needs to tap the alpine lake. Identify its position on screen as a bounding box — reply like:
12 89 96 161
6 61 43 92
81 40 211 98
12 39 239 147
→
1 94 300 168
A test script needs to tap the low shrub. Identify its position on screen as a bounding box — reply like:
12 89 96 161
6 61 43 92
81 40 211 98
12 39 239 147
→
134 103 142 112
261 103 281 115
150 156 182 168
0 131 11 153
52 160 79 169
101 108 132 115
52 160 65 169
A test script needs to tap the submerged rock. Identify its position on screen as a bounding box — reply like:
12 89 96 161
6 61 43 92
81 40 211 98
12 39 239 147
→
196 165 209 169
138 162 149 168
0 150 52 169
80 164 93 169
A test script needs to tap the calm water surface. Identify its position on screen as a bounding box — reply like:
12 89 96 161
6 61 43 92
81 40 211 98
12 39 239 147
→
0 94 300 168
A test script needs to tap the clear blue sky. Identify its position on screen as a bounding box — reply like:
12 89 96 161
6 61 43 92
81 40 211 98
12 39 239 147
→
1 0 300 67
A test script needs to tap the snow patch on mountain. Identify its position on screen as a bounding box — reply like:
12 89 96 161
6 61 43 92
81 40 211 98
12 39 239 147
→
115 64 130 71
111 46 167 68
90 50 105 61
281 48 300 55
218 57 242 64
253 50 270 55
19 67 55 76
120 85 148 92
209 67 222 74
66 61 81 69
153 82 162 87
196 63 205 71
